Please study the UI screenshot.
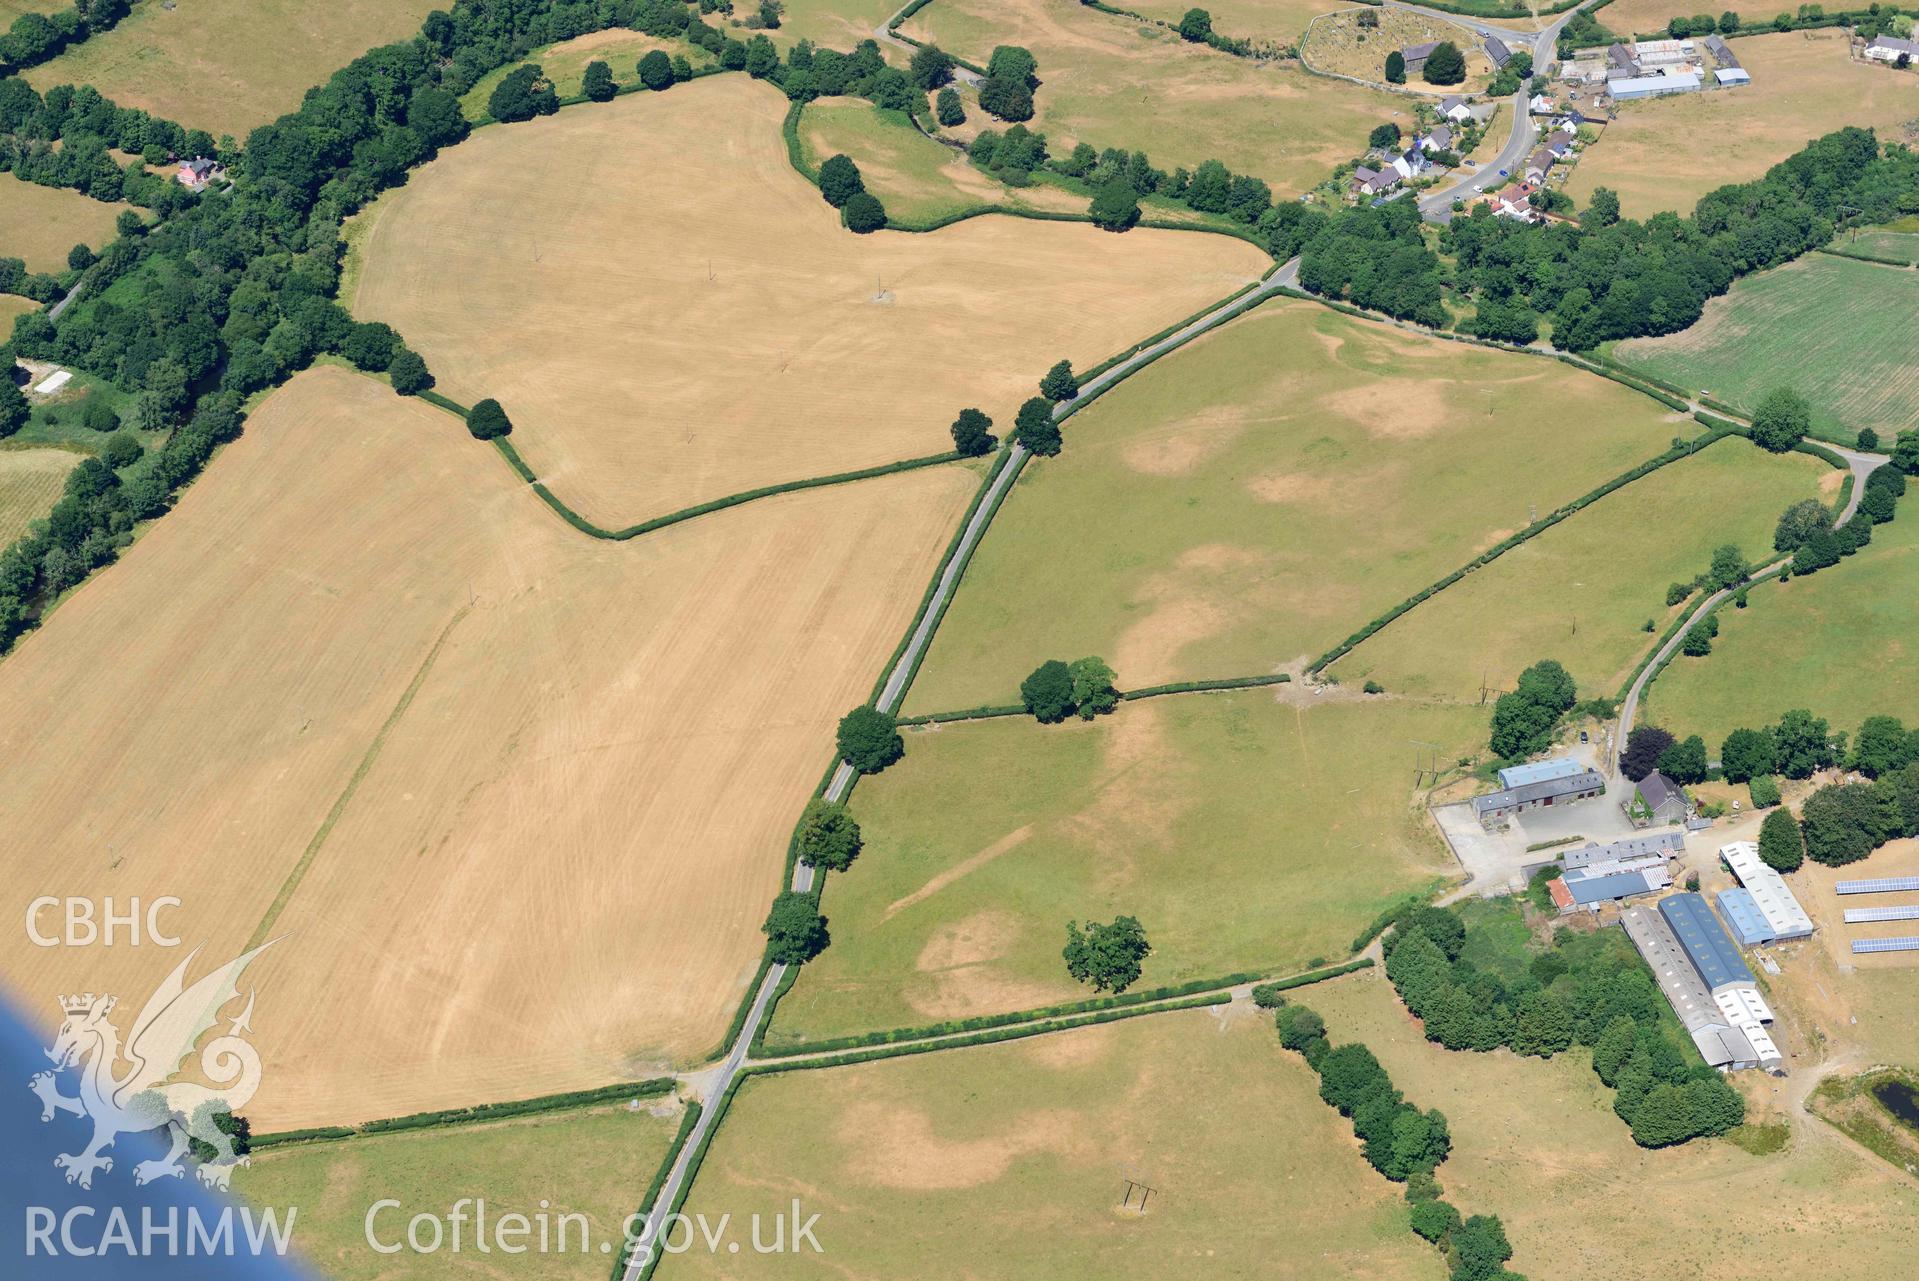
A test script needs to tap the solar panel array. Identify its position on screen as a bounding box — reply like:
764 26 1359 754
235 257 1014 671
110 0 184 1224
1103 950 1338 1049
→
1836 876 1919 895
1851 936 1919 955
1843 905 1919 924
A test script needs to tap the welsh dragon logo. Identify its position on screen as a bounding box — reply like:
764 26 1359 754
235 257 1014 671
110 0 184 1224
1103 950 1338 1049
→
29 941 275 1191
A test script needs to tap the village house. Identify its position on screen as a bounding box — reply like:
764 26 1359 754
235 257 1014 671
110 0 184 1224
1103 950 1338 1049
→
1420 123 1453 152
1351 165 1402 197
1437 94 1475 123
1623 770 1690 828
174 157 225 191
1864 33 1918 64
1491 186 1536 221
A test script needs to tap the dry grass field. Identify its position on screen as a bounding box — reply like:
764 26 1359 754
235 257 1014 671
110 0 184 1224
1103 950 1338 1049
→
0 174 125 274
1598 0 1811 38
1302 7 1494 90
459 28 717 119
1644 506 1919 741
1311 974 1919 1281
0 365 976 1128
0 447 73 545
1128 0 1338 47
0 294 39 335
23 0 440 137
0 0 61 20
1331 439 1826 701
768 691 1480 1046
1563 30 1919 219
1786 840 1919 1070
775 0 904 50
349 75 1265 528
664 1008 1441 1281
903 301 1691 716
903 0 1403 195
237 1101 679 1281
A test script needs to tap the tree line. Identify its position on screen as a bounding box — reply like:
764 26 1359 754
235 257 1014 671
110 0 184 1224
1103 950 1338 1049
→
1384 903 1745 1148
0 79 217 215
0 0 133 75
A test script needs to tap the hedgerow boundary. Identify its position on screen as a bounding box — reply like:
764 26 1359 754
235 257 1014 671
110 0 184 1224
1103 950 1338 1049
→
251 1076 676 1150
892 671 1295 726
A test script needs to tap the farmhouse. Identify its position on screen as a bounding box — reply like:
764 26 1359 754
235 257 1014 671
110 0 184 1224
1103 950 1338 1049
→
1623 771 1689 828
175 157 225 191
1473 765 1605 828
1719 840 1815 940
1608 70 1702 99
1400 41 1441 75
1484 34 1513 69
1864 34 1918 63
1437 95 1475 123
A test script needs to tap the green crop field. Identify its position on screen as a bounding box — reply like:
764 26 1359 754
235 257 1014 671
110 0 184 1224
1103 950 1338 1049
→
766 689 1482 1047
797 100 1085 224
1836 217 1919 265
0 174 125 275
24 0 440 136
1613 253 1919 446
1311 975 1919 1281
905 301 1691 715
902 0 1400 196
0 449 75 547
235 1102 679 1280
663 1008 1441 1281
459 29 717 119
1643 510 1919 743
1331 437 1830 701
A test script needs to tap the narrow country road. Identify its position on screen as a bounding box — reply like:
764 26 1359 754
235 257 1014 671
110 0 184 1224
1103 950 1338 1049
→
875 3 983 86
620 258 1295 1278
1611 437 1887 779
1410 0 1608 221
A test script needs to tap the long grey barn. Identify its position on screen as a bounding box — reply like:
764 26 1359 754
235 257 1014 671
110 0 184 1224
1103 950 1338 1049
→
1473 769 1606 829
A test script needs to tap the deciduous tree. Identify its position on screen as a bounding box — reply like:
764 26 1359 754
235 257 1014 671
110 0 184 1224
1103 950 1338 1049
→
1062 915 1151 992
950 407 995 456
1757 805 1804 871
465 397 511 440
1750 386 1810 452
836 704 902 773
1039 359 1077 402
841 191 887 233
762 891 829 964
1621 725 1675 781
1020 659 1075 722
1014 396 1061 455
796 798 862 871
582 59 617 101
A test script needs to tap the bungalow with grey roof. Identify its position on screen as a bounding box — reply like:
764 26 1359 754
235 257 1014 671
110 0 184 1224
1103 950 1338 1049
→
1437 95 1475 123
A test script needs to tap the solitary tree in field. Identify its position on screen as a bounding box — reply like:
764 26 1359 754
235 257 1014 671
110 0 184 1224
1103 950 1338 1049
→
582 59 617 101
1750 386 1810 452
638 50 674 91
1421 42 1466 85
1040 359 1077 402
1014 396 1061 455
68 243 94 271
762 891 829 965
1384 50 1406 83
1178 8 1213 41
950 407 995 456
466 398 512 440
1020 659 1075 722
796 798 862 871
1063 916 1151 992
818 153 864 207
935 87 965 126
836 704 902 773
841 191 887 233
1088 178 1140 231
909 44 955 90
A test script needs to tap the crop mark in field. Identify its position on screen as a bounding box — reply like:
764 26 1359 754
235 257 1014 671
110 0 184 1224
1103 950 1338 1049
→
244 604 472 951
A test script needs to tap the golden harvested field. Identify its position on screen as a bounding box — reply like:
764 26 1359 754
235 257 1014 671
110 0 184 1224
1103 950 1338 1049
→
1302 7 1495 90
350 75 1265 528
904 302 1690 716
1331 438 1826 701
24 0 440 137
0 174 125 274
1563 30 1919 219
238 1101 679 1281
0 294 38 338
0 365 976 1128
1311 975 1919 1281
1128 0 1338 47
0 447 73 545
459 28 716 119
904 0 1404 195
664 1008 1442 1281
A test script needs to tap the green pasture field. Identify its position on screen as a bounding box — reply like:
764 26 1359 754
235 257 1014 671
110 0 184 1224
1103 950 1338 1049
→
23 0 440 137
904 301 1691 715
663 1007 1441 1281
460 29 717 119
766 689 1481 1047
1614 256 1919 446
235 1102 679 1281
1311 974 1919 1281
1643 510 1919 743
0 173 124 275
1331 437 1829 701
796 100 1085 223
768 0 904 50
1835 222 1919 265
0 0 61 21
0 449 74 546
902 0 1401 196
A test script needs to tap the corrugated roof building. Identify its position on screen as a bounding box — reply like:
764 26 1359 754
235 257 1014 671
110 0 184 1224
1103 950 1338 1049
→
1563 832 1684 869
1659 892 1753 992
1715 888 1774 946
1720 841 1814 939
1499 756 1587 789
1473 769 1606 828
1608 72 1701 99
